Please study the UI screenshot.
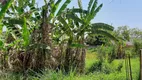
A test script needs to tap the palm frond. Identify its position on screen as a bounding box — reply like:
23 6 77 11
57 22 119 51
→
56 0 71 16
88 3 103 21
52 0 62 16
90 0 97 13
0 0 14 33
7 18 24 24
91 4 103 20
66 13 85 24
57 16 69 29
22 17 30 47
92 30 118 41
88 0 94 12
57 16 72 35
69 8 88 14
78 0 83 9
92 23 114 31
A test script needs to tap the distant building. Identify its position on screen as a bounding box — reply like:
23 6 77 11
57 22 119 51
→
125 41 133 48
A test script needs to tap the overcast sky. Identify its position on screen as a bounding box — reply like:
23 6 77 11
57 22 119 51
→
36 0 142 29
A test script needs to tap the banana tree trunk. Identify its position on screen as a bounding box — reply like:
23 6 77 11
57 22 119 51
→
64 39 72 72
79 48 86 73
35 23 52 70
64 38 86 73
76 37 86 73
64 47 71 72
42 23 52 58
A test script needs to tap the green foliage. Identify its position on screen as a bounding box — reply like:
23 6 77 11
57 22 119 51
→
116 61 123 72
86 35 107 46
133 40 142 55
0 51 139 80
88 0 93 12
114 26 130 41
130 27 142 41
0 0 140 80
87 59 120 74
78 0 82 9
86 57 139 80
87 60 102 73
66 13 85 24
69 8 88 14
0 72 24 80
92 23 114 31
0 0 14 21
95 45 117 62
87 0 103 22
0 39 4 48
70 43 85 48
22 17 30 47
56 0 72 16
52 0 62 14
55 0 116 49
0 0 14 33
91 23 117 41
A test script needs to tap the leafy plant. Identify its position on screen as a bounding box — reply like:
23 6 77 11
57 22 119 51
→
55 0 117 73
0 0 14 33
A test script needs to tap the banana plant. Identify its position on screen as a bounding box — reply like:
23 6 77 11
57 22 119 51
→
41 0 72 51
29 0 73 70
3 0 43 48
55 0 117 73
75 0 117 73
40 0 72 44
0 0 44 72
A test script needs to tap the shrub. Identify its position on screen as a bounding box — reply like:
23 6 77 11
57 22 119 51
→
102 62 114 74
87 61 102 73
96 45 117 63
133 40 142 55
87 60 116 74
116 62 123 72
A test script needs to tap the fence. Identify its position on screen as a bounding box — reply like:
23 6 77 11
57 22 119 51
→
125 53 132 80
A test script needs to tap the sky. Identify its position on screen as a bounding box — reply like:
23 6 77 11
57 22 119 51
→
36 0 142 29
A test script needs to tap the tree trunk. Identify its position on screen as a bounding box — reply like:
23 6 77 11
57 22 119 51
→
64 47 71 72
64 38 86 73
117 44 124 59
64 39 74 73
35 23 52 70
76 37 86 73
79 48 86 73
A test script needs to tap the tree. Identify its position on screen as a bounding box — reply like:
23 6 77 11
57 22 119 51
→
113 26 131 59
130 28 142 41
86 35 108 46
0 0 117 74
115 26 130 41
56 0 117 73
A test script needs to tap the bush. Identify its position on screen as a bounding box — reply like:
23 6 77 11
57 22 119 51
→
102 62 114 74
95 45 117 63
87 60 116 74
133 40 142 55
116 62 123 72
87 61 102 73
86 35 107 46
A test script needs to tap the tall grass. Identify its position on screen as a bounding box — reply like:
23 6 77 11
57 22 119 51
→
0 49 139 80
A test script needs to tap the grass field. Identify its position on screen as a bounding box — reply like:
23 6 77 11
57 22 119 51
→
0 49 140 80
